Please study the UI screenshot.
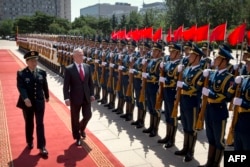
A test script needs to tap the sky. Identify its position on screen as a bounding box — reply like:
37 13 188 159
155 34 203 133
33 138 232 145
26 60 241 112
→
71 0 163 21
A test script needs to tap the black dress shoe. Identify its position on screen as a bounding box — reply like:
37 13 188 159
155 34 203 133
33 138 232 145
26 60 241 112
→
40 147 48 157
81 131 86 138
112 108 118 112
27 143 33 150
76 139 81 146
108 105 114 109
104 103 110 107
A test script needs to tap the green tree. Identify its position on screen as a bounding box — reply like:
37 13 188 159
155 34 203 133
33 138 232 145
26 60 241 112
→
0 19 14 37
118 15 127 29
111 14 118 30
127 11 142 29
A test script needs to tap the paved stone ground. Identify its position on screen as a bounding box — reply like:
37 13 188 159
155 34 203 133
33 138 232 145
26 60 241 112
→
0 40 235 167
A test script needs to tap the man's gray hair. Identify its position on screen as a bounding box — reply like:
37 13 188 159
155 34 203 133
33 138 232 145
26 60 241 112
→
73 48 83 56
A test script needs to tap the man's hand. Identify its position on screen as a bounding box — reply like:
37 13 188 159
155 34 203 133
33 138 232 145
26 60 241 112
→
24 98 32 107
90 96 95 102
65 99 70 106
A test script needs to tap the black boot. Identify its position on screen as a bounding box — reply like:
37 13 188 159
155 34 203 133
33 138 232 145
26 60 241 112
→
142 114 154 133
116 99 124 115
101 89 107 104
136 109 146 129
184 133 197 162
108 94 115 109
198 144 216 167
126 103 134 121
149 115 160 137
175 132 189 155
120 101 129 118
158 124 171 144
95 87 101 100
131 108 140 125
212 149 224 167
165 125 177 148
112 97 120 112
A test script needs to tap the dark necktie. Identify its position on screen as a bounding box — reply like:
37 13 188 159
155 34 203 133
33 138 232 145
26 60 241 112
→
79 64 84 81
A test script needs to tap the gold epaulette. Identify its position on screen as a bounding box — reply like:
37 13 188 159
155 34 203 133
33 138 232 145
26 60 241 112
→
147 76 158 83
134 73 142 78
122 71 129 75
227 87 235 94
163 80 176 88
181 86 197 96
207 94 226 103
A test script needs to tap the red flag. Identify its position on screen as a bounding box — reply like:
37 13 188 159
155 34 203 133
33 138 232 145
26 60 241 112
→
166 27 172 42
194 24 209 42
227 23 246 46
131 29 140 41
173 25 183 42
126 29 133 40
182 25 197 41
153 27 162 42
210 23 227 42
117 29 126 39
247 31 250 45
142 27 153 39
111 30 117 39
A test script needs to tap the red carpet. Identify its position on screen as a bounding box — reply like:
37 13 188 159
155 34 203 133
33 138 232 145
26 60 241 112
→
0 49 124 167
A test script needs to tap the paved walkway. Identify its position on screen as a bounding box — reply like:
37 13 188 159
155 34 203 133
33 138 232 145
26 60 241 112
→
0 40 231 167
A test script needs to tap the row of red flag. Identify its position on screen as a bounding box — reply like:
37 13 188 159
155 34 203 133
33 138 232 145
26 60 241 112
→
111 23 250 46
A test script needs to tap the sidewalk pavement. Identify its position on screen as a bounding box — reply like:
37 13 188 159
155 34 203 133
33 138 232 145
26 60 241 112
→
0 40 231 167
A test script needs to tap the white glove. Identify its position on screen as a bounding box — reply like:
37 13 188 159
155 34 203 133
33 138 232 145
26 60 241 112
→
177 64 183 72
101 62 107 66
118 65 124 70
109 63 115 68
233 64 239 70
129 56 134 62
94 59 99 63
159 76 166 83
177 81 184 88
235 76 242 84
102 52 106 57
142 58 147 65
142 72 148 78
83 56 87 60
211 60 214 66
87 57 92 61
203 69 210 77
129 69 134 74
118 54 123 59
110 52 114 58
95 49 98 55
160 62 165 68
233 97 242 106
202 87 210 96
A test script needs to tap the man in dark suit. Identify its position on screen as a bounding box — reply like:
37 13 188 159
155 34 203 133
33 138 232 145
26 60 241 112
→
63 48 95 146
16 51 49 157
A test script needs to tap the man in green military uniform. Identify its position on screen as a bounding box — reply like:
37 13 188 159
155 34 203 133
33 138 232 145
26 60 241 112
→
16 51 49 158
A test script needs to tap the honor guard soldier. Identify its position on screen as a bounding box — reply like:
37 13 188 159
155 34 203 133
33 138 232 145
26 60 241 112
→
158 43 181 146
200 42 213 69
113 39 128 114
175 44 204 162
198 47 234 167
121 40 138 121
105 39 118 109
142 41 163 137
182 41 193 67
93 37 102 100
98 38 110 105
219 43 234 73
131 41 151 128
16 51 49 157
236 45 250 75
228 56 250 151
